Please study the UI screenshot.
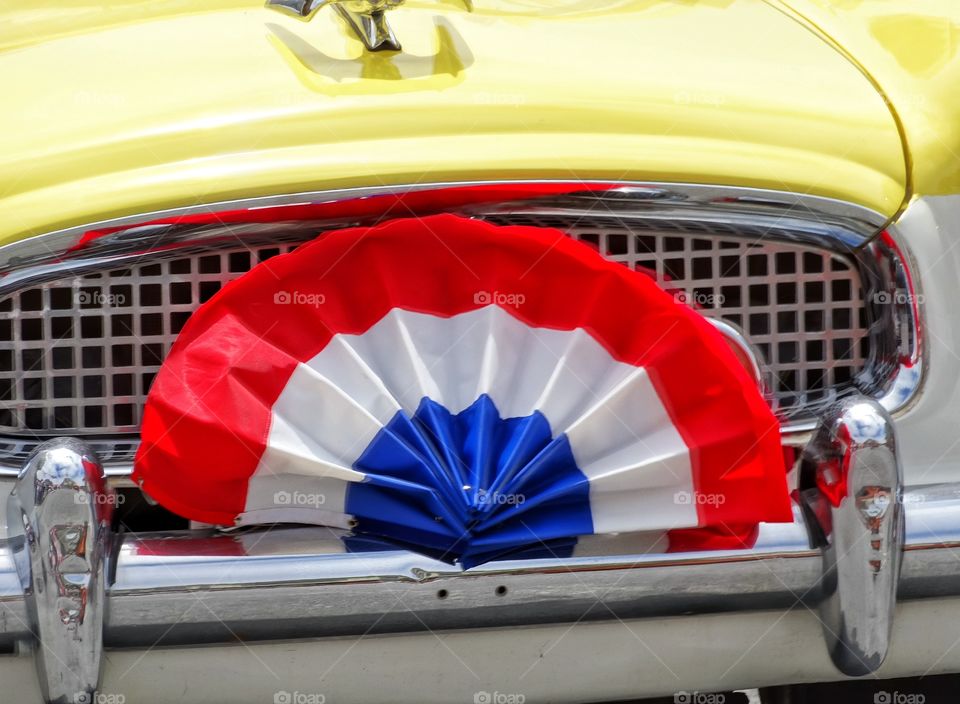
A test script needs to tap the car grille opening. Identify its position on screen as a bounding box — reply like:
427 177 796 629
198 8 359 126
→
0 212 889 466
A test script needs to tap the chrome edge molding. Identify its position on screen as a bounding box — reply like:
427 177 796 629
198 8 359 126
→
6 438 114 704
0 181 924 470
0 182 890 275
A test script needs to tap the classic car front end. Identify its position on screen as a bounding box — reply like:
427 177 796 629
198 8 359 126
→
1 1 960 702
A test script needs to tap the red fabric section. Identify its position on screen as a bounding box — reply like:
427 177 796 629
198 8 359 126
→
666 445 798 552
134 214 791 527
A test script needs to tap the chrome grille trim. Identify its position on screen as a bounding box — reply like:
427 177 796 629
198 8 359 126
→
0 182 921 472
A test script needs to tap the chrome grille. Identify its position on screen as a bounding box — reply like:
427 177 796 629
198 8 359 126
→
0 242 301 438
0 217 870 463
484 213 869 414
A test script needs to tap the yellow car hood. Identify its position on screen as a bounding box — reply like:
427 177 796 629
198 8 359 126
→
775 0 960 199
0 0 908 246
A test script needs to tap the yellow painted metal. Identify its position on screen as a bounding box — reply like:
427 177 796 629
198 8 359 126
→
774 0 960 200
0 0 909 246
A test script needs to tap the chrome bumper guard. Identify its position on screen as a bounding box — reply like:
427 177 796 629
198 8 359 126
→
3 396 950 703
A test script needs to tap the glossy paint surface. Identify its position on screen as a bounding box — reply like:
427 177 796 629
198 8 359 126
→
0 0 907 246
777 0 960 198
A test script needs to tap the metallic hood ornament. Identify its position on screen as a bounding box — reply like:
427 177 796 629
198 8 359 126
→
267 0 406 52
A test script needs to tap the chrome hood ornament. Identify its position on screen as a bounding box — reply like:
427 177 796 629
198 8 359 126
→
267 0 406 52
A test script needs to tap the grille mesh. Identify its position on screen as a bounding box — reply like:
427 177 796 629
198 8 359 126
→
0 217 869 462
0 242 300 437
485 213 868 414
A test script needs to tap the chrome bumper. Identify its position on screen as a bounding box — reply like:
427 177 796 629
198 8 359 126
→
4 397 957 703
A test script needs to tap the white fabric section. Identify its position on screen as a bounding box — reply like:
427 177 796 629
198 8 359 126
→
256 361 382 482
245 306 695 529
238 474 352 528
564 367 697 530
590 486 696 532
299 306 667 424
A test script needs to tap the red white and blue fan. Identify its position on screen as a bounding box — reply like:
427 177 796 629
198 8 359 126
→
133 214 791 565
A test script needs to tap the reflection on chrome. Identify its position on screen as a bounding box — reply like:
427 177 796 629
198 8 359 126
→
799 396 903 676
266 0 406 51
6 438 114 704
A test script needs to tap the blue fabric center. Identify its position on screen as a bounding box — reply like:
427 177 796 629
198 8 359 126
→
345 394 592 566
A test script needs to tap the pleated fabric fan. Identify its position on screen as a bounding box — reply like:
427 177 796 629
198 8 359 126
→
134 214 792 565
